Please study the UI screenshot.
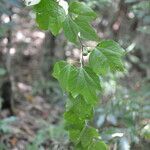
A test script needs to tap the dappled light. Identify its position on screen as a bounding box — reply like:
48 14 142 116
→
0 0 149 149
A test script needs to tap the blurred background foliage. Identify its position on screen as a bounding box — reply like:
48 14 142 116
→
0 0 150 149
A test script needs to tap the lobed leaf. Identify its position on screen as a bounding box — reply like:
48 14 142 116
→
53 62 101 104
69 67 101 104
34 0 66 35
63 15 79 43
63 15 99 43
88 140 108 150
53 61 77 91
69 1 97 22
89 40 125 75
74 16 99 41
52 61 67 79
64 110 85 130
81 126 99 148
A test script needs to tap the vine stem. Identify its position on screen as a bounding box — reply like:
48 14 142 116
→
78 36 85 67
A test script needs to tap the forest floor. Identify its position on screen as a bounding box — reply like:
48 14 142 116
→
0 7 150 150
0 10 70 150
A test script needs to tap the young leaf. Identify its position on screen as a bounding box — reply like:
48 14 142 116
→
89 40 125 75
69 1 97 22
34 0 66 35
69 129 81 144
25 0 41 6
74 17 99 41
63 15 79 43
52 61 67 79
64 110 85 130
63 15 99 43
53 61 77 91
88 140 108 150
67 95 93 120
53 62 101 104
80 126 99 148
69 67 101 104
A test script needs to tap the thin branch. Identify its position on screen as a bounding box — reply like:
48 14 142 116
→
78 36 85 67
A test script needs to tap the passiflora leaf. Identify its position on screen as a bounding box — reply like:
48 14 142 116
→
53 62 101 104
69 129 81 144
69 67 101 104
80 126 99 148
63 15 99 43
88 140 108 150
64 95 93 143
64 110 85 130
63 15 79 43
66 95 93 122
33 0 99 43
69 1 97 22
52 61 67 79
25 0 41 6
74 16 99 41
63 1 99 43
53 61 77 91
34 0 66 35
89 40 125 75
27 0 128 149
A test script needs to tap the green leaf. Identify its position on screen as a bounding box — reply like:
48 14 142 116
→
63 15 99 43
53 61 76 91
76 143 85 150
64 110 85 130
25 0 41 6
52 61 67 79
63 15 79 43
69 1 97 22
69 67 101 104
69 129 81 143
75 16 99 41
66 95 93 121
88 141 108 150
89 40 125 75
34 0 66 35
59 64 77 91
81 126 99 148
53 62 101 104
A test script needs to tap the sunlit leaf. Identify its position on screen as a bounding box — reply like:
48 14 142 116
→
69 67 101 104
80 126 99 148
63 15 79 43
89 40 125 75
25 0 41 6
63 15 99 43
34 0 66 35
88 140 108 150
69 1 97 22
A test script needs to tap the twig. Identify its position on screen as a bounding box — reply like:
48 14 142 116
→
78 36 85 67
